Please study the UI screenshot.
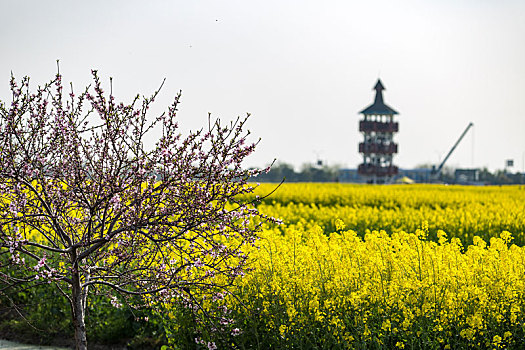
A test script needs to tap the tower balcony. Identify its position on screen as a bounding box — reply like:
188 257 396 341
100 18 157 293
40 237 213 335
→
358 164 399 177
359 121 399 133
359 142 398 154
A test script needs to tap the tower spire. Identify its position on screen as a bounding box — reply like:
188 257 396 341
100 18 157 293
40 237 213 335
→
373 79 385 106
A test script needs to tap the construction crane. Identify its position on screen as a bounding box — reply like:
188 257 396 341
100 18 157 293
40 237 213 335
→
431 122 474 180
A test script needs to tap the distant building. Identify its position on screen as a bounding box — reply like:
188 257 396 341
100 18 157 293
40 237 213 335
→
455 168 480 184
357 79 399 184
399 168 432 183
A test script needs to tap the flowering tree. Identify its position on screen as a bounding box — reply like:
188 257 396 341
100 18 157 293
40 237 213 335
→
0 68 270 349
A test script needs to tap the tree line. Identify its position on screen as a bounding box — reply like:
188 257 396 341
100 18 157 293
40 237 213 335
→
253 162 525 185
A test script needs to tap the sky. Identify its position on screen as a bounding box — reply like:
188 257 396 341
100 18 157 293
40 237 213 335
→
1 0 524 172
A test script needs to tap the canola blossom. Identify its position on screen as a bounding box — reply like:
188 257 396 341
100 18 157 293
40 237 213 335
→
161 184 525 349
245 183 525 245
229 225 525 349
4 179 525 348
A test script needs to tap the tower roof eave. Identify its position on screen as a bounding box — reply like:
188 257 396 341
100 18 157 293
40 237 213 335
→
359 103 399 115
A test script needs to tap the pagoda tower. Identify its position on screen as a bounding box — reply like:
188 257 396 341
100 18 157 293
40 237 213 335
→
358 79 399 184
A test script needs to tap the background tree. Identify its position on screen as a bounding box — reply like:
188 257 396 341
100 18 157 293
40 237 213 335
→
253 162 340 183
253 162 298 182
0 68 270 349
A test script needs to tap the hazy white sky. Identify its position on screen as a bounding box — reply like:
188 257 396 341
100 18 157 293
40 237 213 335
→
1 0 524 172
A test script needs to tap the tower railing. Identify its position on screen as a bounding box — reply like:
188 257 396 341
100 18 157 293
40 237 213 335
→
359 121 399 133
359 143 398 154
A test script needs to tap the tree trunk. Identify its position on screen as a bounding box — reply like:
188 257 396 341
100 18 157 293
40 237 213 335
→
71 267 88 350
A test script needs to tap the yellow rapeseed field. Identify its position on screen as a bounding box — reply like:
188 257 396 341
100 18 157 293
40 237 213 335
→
246 183 525 245
205 183 525 349
9 182 525 348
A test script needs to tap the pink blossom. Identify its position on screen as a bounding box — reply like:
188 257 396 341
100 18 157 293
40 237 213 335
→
0 69 273 349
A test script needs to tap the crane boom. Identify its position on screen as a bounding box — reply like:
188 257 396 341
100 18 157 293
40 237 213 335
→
432 122 474 177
